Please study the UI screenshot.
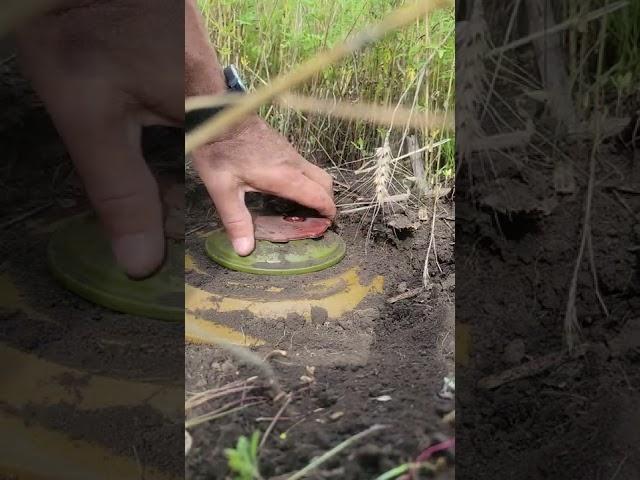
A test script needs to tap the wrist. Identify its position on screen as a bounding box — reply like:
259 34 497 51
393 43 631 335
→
201 113 263 146
185 53 227 96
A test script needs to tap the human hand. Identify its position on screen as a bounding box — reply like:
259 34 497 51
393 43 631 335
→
184 0 335 256
16 0 183 278
191 116 335 256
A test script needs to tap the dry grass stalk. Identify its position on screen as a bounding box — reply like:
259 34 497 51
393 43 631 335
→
185 0 453 153
282 424 387 480
186 401 265 428
489 1 628 57
478 344 589 389
372 137 393 208
526 0 577 133
185 92 453 131
456 2 489 165
422 192 441 286
259 393 292 450
408 135 427 197
185 377 259 411
563 8 611 351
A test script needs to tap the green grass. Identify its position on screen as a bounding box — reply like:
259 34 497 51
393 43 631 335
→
606 0 640 108
561 0 640 111
198 0 454 184
225 431 262 480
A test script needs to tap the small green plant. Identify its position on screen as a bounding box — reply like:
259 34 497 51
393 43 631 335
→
225 431 262 480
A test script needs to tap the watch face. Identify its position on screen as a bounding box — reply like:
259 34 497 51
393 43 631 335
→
224 65 247 93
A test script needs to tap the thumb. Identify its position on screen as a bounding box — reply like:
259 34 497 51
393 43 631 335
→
197 169 255 256
56 111 165 278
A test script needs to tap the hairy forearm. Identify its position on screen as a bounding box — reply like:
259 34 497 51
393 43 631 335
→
19 0 226 100
185 0 226 96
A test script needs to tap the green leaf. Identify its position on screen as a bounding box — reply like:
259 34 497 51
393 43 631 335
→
224 432 262 480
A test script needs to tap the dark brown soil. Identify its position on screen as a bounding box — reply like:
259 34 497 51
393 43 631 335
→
457 139 640 479
184 187 456 479
455 6 640 470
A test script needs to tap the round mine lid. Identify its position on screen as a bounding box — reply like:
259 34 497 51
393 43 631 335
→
47 213 183 321
204 227 346 275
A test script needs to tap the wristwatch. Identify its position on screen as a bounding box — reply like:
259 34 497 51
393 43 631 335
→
186 64 247 132
223 64 247 93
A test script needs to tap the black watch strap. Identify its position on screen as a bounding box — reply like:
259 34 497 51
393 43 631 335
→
186 64 246 132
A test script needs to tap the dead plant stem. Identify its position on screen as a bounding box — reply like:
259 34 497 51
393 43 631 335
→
563 9 610 350
423 193 441 286
259 393 292 450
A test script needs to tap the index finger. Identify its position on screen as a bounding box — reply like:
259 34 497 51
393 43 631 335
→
260 170 337 219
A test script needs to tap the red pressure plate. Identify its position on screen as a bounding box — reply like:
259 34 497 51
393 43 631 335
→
253 215 331 242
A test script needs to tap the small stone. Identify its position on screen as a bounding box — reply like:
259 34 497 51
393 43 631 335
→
329 411 344 421
374 395 392 402
387 213 414 230
397 282 408 293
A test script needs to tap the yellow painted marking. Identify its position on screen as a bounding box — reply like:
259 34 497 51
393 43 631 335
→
185 312 264 346
0 344 180 478
185 267 383 321
185 252 208 275
0 345 181 418
0 411 177 480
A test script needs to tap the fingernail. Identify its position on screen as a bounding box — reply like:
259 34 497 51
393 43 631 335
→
113 232 165 279
232 236 254 256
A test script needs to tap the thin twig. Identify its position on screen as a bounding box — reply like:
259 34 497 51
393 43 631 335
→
478 344 589 389
563 10 609 351
611 189 640 222
387 287 424 304
423 195 441 286
489 1 628 56
610 454 628 480
186 401 264 429
259 393 292 450
186 224 208 236
284 424 387 480
186 384 258 411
